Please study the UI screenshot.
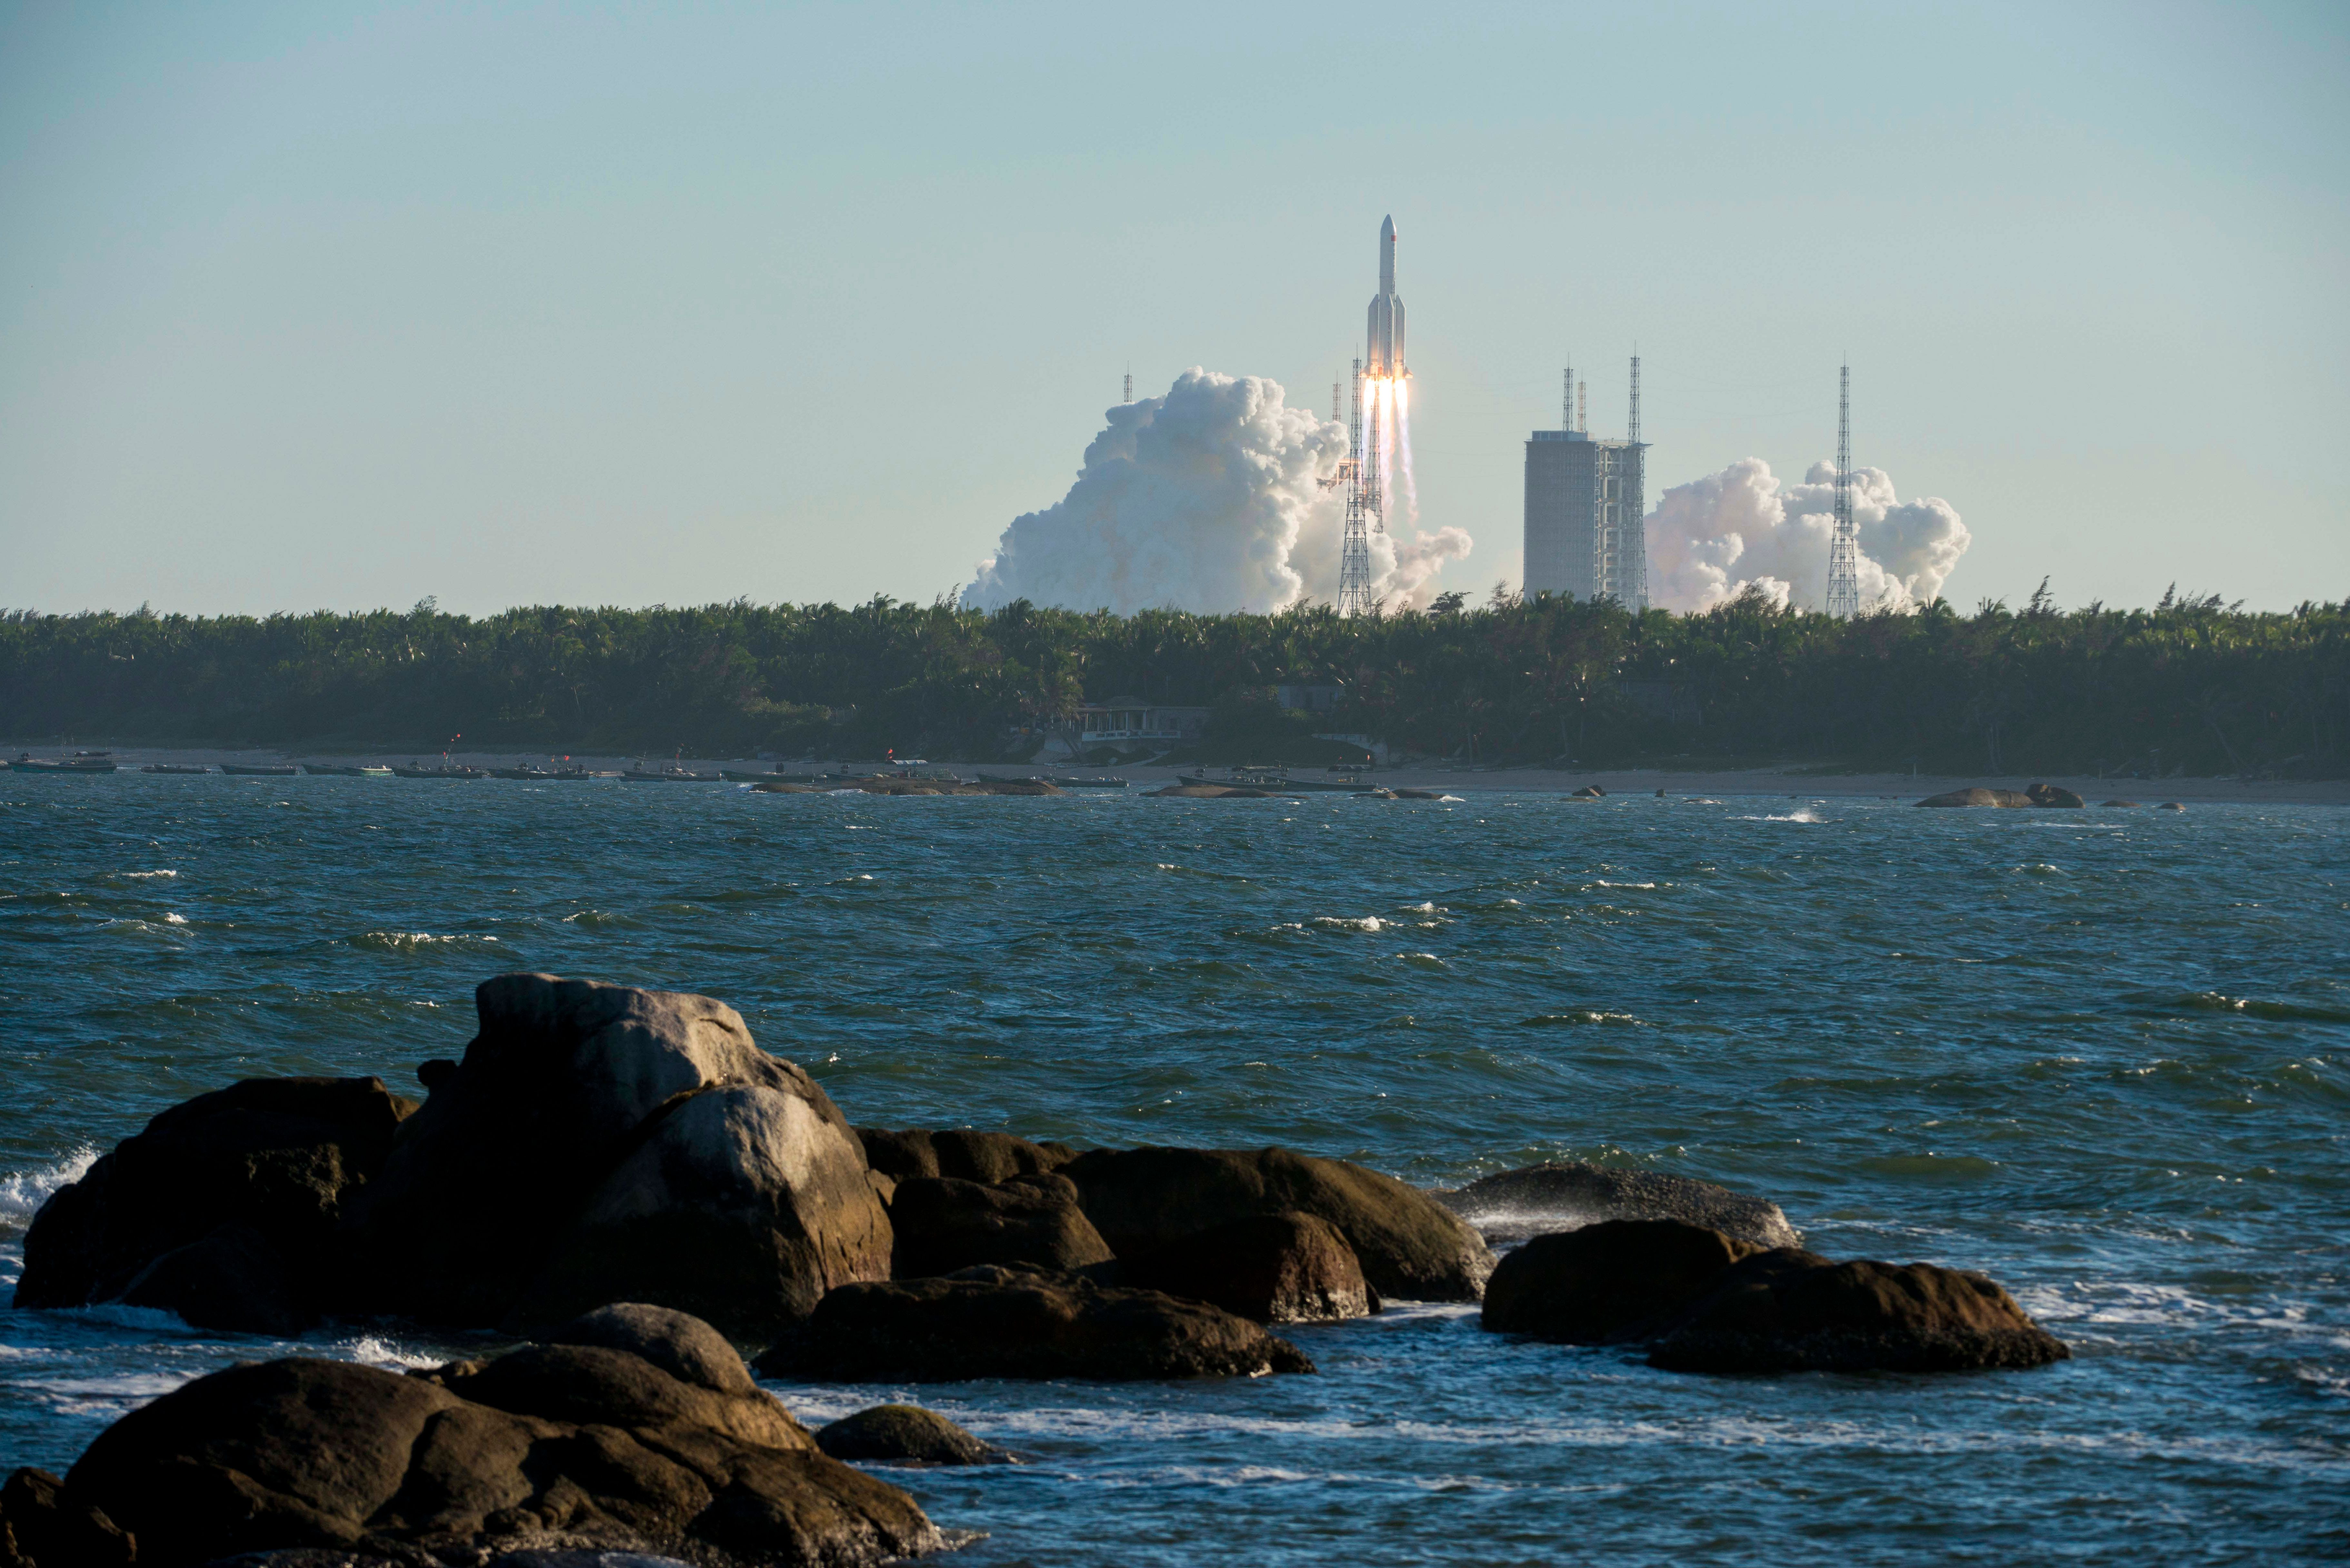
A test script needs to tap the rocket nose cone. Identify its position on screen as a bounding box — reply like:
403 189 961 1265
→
1381 214 1395 239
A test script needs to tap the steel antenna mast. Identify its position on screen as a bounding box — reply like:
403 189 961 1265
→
1826 361 1860 617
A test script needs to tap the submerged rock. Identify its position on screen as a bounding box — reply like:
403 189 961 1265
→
817 1405 1013 1466
1481 1219 1760 1343
1915 787 2032 808
887 1172 1113 1279
1433 1161 1800 1250
2100 799 2142 808
1060 1145 1492 1302
342 973 891 1340
16 1075 417 1329
1646 1249 2070 1374
45 1305 938 1568
1119 1211 1375 1323
754 1263 1315 1381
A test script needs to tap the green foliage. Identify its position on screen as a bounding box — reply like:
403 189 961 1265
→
2 592 2344 776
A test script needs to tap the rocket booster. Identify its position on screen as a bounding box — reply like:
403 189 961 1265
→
1366 214 1406 379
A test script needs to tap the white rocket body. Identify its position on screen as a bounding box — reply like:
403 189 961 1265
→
1365 214 1406 379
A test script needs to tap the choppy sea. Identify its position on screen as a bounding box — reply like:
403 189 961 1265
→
0 774 2344 1564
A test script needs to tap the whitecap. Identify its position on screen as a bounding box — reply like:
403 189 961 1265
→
0 1148 98 1229
120 870 178 880
163 912 188 925
1312 916 1385 933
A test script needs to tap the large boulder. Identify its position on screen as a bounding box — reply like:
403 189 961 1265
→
0 1466 133 1567
1118 1212 1374 1323
1433 1162 1800 1250
1481 1219 1761 1343
340 974 890 1338
2026 783 2086 808
886 1173 1112 1280
856 1128 1075 1184
753 1264 1315 1382
1915 787 2032 808
1058 1146 1492 1301
817 1406 1013 1466
1647 1249 2070 1373
48 1307 939 1567
16 1076 417 1328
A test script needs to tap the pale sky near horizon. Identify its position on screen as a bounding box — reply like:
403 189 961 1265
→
2 1 2344 617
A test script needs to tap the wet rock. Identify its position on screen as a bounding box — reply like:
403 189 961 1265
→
1646 1249 2070 1374
1571 785 1605 798
1915 787 2032 808
2160 801 2186 811
115 1222 307 1337
856 1128 1076 1184
817 1406 1013 1466
2025 783 2086 808
1145 783 1277 798
1060 1145 1492 1301
1119 1211 1374 1323
341 973 890 1339
17 1075 417 1318
887 1173 1113 1279
55 1308 939 1567
753 1263 1315 1382
2100 799 2142 808
1432 1161 1800 1250
1390 788 1447 800
541 1301 757 1395
0 1466 133 1567
1481 1219 1761 1343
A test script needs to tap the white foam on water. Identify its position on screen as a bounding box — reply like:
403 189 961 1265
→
119 869 178 879
163 912 188 924
1312 916 1385 933
0 1148 98 1229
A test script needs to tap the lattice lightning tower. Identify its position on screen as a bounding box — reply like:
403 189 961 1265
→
1825 362 1860 618
1338 358 1375 615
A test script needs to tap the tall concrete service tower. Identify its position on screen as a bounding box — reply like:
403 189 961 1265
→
1523 356 1648 607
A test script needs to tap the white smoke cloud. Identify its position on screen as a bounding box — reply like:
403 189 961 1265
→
967 368 1471 615
1645 458 1968 614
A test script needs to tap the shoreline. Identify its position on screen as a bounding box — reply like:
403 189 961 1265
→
8 742 2344 805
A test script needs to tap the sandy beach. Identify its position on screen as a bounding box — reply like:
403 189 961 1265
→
11 743 2342 806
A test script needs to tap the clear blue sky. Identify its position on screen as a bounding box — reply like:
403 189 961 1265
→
3 1 2343 615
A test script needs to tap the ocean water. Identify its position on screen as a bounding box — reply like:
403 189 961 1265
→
0 774 2344 1564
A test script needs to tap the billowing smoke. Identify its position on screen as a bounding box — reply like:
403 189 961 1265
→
967 369 1471 614
1645 458 1968 613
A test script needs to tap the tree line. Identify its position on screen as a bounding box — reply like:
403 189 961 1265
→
2 587 2343 776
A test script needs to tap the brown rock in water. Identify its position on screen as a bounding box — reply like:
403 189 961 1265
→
1481 1219 1760 1344
1571 785 1606 798
1060 1145 1492 1302
1119 1211 1374 1323
1433 1161 1800 1250
2160 801 2186 811
17 1075 417 1328
1915 787 2033 808
2025 783 2086 808
1146 783 1278 798
817 1405 1013 1465
754 1264 1315 1382
340 973 890 1340
0 1466 133 1567
114 1223 308 1337
51 1305 938 1567
857 1127 1077 1184
2100 799 2142 808
1646 1249 2070 1374
887 1172 1113 1279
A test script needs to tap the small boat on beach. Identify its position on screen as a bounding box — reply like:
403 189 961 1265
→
390 763 487 779
490 762 595 780
12 752 118 773
141 764 211 775
220 763 299 776
301 763 393 776
622 764 724 783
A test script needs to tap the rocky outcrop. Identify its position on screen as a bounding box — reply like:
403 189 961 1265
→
341 974 890 1340
1433 1161 1800 1250
887 1173 1112 1280
16 1076 417 1333
817 1406 1013 1466
1481 1220 1761 1343
754 1264 1315 1382
0 1465 133 1566
1915 787 2032 808
1118 1212 1374 1323
2025 783 2086 807
857 1128 1076 1184
1571 785 1605 798
1646 1249 2070 1373
1060 1146 1492 1302
31 1305 936 1568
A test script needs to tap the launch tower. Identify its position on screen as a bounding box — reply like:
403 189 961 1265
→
1522 356 1648 607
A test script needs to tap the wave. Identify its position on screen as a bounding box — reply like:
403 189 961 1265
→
0 1149 98 1231
2168 991 2350 1025
349 932 506 955
1312 916 1386 933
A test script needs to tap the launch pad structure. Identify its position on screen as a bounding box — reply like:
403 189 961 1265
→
1522 357 1649 609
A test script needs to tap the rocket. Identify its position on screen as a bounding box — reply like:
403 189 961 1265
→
1365 214 1406 379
